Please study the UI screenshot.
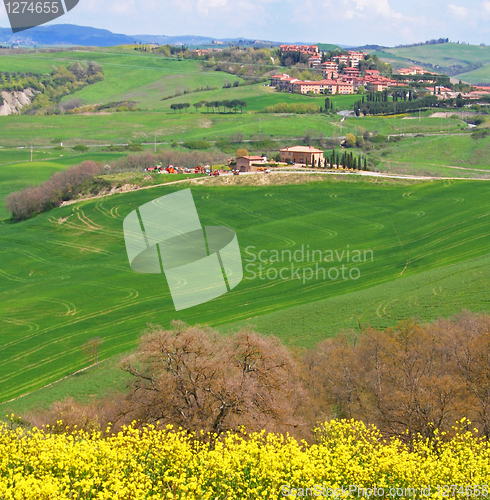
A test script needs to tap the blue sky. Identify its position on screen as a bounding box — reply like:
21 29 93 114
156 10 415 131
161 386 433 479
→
2 0 490 46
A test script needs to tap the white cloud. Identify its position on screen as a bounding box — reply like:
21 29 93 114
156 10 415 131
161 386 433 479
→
110 0 136 15
195 0 228 15
482 0 490 18
352 0 403 19
447 4 469 19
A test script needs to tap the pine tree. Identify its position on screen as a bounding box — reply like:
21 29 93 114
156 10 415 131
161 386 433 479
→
364 158 368 170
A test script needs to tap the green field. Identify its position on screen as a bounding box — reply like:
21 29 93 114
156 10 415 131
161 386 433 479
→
1 176 490 405
0 49 479 151
366 133 490 177
382 43 490 68
373 42 490 83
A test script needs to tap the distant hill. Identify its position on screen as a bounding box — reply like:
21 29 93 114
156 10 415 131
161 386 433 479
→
0 24 326 48
135 34 281 47
0 24 284 47
377 42 490 83
0 24 138 46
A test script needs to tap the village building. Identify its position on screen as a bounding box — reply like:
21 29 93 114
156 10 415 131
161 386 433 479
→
332 54 350 66
280 146 324 165
280 44 319 56
321 61 339 79
235 155 266 172
308 56 322 69
342 67 360 78
347 51 366 67
189 49 209 57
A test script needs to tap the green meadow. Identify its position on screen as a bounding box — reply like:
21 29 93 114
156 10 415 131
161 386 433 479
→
367 134 490 177
382 43 490 68
1 176 490 405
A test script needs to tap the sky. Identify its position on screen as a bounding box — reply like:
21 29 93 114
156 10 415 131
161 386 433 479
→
2 0 490 46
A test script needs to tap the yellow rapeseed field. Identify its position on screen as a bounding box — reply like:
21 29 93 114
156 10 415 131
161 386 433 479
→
1 417 490 499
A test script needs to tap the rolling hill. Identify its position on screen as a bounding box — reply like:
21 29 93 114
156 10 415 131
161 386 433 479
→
376 42 490 83
1 176 490 406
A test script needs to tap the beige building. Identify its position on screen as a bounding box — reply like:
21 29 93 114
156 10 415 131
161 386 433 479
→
235 155 266 172
280 146 324 165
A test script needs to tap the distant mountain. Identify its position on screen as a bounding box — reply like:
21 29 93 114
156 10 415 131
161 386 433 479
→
0 24 288 47
0 23 346 48
134 34 282 47
0 24 138 46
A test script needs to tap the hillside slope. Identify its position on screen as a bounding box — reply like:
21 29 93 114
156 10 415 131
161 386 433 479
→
1 177 490 403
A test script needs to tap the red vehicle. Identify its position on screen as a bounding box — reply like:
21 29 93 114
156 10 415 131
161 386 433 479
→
233 170 240 176
194 166 205 174
212 170 220 176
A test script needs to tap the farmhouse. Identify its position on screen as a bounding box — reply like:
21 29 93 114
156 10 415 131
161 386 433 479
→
280 146 324 165
236 155 266 172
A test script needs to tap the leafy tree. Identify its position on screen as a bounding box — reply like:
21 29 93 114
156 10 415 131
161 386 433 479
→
345 133 356 148
236 148 249 157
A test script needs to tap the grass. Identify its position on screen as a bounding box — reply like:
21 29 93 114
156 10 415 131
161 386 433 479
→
366 133 490 177
220 252 490 346
0 51 243 107
0 176 490 405
380 43 490 70
0 109 473 148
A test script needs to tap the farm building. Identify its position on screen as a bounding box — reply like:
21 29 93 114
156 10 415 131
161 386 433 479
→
280 146 324 165
235 155 267 172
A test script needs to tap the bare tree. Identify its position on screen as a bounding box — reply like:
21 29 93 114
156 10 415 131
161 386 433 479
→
83 337 104 369
118 323 308 437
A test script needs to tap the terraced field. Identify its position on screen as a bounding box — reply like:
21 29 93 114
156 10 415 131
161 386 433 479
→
1 176 490 404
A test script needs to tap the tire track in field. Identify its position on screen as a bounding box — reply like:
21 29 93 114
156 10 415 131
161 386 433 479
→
0 269 30 282
40 298 77 316
0 326 143 403
49 240 112 255
0 306 161 390
0 290 169 362
0 318 39 333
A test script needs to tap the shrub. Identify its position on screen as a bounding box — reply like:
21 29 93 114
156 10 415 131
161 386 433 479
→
182 140 210 150
345 133 356 148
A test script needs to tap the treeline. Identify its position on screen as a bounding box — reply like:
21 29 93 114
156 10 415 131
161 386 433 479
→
5 161 101 221
108 150 224 172
354 94 441 116
4 151 227 221
323 147 368 170
395 38 449 48
0 71 46 92
265 102 318 114
170 100 247 113
27 312 490 443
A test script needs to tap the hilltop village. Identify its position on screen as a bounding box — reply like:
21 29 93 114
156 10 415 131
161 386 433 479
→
271 45 490 97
